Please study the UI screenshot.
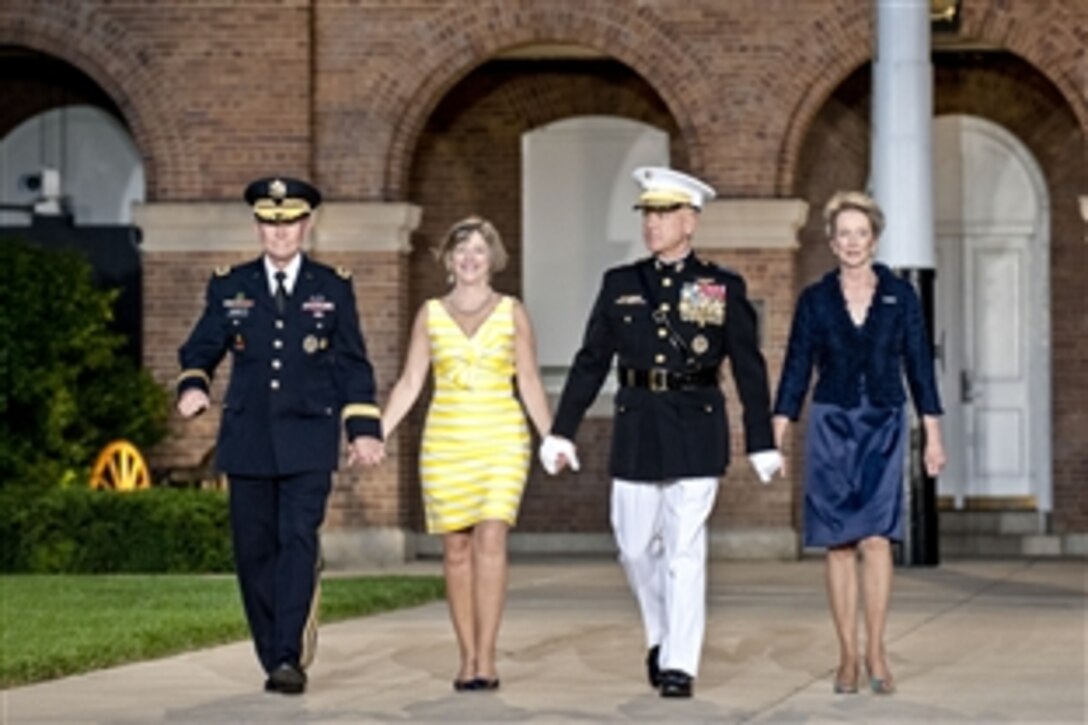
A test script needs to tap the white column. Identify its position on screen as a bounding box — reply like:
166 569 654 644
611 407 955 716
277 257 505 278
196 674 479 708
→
871 0 934 268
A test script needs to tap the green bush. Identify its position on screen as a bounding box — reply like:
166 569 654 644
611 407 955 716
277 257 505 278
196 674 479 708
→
0 487 233 573
0 238 170 490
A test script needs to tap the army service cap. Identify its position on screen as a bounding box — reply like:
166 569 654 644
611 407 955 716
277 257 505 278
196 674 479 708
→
244 176 322 224
632 166 717 211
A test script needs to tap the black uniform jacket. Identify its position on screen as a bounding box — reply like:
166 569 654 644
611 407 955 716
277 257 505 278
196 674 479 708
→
553 253 774 481
177 256 381 477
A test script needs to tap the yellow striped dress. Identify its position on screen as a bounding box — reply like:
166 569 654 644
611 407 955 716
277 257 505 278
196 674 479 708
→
421 295 530 533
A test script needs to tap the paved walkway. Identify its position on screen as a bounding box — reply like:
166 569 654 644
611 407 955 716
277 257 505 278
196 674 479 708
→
3 558 1085 723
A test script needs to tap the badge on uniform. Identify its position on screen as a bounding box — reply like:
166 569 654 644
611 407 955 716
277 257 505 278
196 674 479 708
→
615 294 647 306
679 279 726 326
223 293 254 318
302 296 335 319
303 335 319 354
691 334 709 354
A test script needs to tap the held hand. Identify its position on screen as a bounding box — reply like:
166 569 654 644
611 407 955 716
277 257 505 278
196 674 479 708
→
177 389 210 418
348 436 385 467
924 438 947 477
539 435 580 475
747 449 784 484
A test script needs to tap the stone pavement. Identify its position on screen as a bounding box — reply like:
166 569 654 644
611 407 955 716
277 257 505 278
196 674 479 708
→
3 558 1085 723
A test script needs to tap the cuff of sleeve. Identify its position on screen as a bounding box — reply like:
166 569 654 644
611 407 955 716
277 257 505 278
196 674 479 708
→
344 403 383 442
177 369 210 395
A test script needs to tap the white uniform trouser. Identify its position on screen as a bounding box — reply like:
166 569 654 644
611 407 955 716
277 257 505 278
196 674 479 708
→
611 476 719 678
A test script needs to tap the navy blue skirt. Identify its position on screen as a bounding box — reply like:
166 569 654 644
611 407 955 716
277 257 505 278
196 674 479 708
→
803 394 906 548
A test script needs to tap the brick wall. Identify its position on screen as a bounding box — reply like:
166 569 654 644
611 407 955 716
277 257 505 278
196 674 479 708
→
2 0 1084 539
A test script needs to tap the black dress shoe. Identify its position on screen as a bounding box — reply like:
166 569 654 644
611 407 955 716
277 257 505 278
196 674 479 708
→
471 677 500 691
659 669 693 698
453 678 478 692
646 645 662 688
266 662 307 695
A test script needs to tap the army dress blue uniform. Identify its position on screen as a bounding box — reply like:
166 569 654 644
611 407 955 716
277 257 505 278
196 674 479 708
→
548 166 777 695
177 178 381 689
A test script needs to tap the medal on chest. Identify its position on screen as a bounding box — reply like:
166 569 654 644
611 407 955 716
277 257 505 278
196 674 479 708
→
679 279 726 327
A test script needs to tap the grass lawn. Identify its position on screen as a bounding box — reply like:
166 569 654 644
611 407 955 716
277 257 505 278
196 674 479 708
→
0 574 444 688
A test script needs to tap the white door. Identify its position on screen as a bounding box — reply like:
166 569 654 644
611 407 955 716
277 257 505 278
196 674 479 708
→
933 115 1051 510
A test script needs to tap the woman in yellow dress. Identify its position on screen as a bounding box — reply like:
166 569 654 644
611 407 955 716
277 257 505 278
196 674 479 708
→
381 216 553 691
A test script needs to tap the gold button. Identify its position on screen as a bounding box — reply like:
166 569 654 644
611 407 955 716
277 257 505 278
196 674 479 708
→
270 380 280 390
273 340 283 349
705 405 713 413
658 328 667 338
659 303 670 313
662 278 673 287
654 354 665 364
624 315 632 323
275 320 284 329
272 360 282 370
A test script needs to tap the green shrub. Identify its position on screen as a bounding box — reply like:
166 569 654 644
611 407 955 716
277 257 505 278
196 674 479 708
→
0 487 232 573
0 238 170 490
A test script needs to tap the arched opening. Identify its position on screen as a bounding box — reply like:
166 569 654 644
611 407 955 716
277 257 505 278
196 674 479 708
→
0 47 146 361
402 53 683 537
0 48 144 225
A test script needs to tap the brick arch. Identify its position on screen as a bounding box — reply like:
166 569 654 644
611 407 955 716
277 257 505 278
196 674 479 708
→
0 6 199 199
774 0 1086 195
381 0 715 199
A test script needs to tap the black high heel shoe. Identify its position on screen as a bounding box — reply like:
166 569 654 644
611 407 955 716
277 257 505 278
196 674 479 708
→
471 677 500 691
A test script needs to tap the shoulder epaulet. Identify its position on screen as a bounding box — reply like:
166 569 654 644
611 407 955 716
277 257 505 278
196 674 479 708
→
336 266 352 280
214 265 231 277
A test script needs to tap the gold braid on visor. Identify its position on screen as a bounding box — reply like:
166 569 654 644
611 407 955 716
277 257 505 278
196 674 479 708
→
253 198 312 223
634 189 694 209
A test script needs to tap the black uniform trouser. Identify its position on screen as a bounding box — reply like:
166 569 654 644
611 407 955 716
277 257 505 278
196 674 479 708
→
228 471 331 673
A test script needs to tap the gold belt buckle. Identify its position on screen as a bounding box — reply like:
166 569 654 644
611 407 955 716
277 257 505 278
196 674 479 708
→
649 368 669 392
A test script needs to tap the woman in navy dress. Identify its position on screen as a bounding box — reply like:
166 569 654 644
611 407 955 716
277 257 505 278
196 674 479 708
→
772 191 946 695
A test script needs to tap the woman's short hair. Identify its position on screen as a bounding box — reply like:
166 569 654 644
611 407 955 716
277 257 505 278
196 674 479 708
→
435 216 509 273
823 191 886 239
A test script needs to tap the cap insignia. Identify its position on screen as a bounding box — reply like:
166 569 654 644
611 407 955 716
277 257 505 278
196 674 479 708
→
269 179 287 201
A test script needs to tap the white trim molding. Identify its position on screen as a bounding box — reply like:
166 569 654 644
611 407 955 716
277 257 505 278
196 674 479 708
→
1079 195 1087 226
695 199 808 250
133 202 254 252
133 201 422 253
312 202 422 253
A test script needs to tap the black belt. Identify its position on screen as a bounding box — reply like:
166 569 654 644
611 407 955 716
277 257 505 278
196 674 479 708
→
617 366 718 392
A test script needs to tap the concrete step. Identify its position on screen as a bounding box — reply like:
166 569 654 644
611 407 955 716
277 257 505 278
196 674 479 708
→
936 510 1086 558
940 533 1064 558
938 510 1046 535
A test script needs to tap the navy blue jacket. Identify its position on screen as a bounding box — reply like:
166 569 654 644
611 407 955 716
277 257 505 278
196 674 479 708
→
773 264 942 420
553 254 774 480
177 256 381 477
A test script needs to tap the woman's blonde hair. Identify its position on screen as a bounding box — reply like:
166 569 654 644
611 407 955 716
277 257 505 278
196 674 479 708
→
435 215 508 273
823 191 885 240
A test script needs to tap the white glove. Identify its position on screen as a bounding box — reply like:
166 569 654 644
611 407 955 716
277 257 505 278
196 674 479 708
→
748 450 783 484
539 435 581 475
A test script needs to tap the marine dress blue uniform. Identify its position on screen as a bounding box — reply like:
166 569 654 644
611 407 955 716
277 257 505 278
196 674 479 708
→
773 264 942 547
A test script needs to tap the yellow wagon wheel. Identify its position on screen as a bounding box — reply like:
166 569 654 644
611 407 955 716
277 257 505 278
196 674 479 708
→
90 440 151 491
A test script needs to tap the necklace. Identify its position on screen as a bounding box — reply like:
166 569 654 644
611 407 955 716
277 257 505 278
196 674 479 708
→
445 291 495 316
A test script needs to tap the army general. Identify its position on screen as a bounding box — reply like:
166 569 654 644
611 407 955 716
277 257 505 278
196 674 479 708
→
176 177 384 695
540 167 783 698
